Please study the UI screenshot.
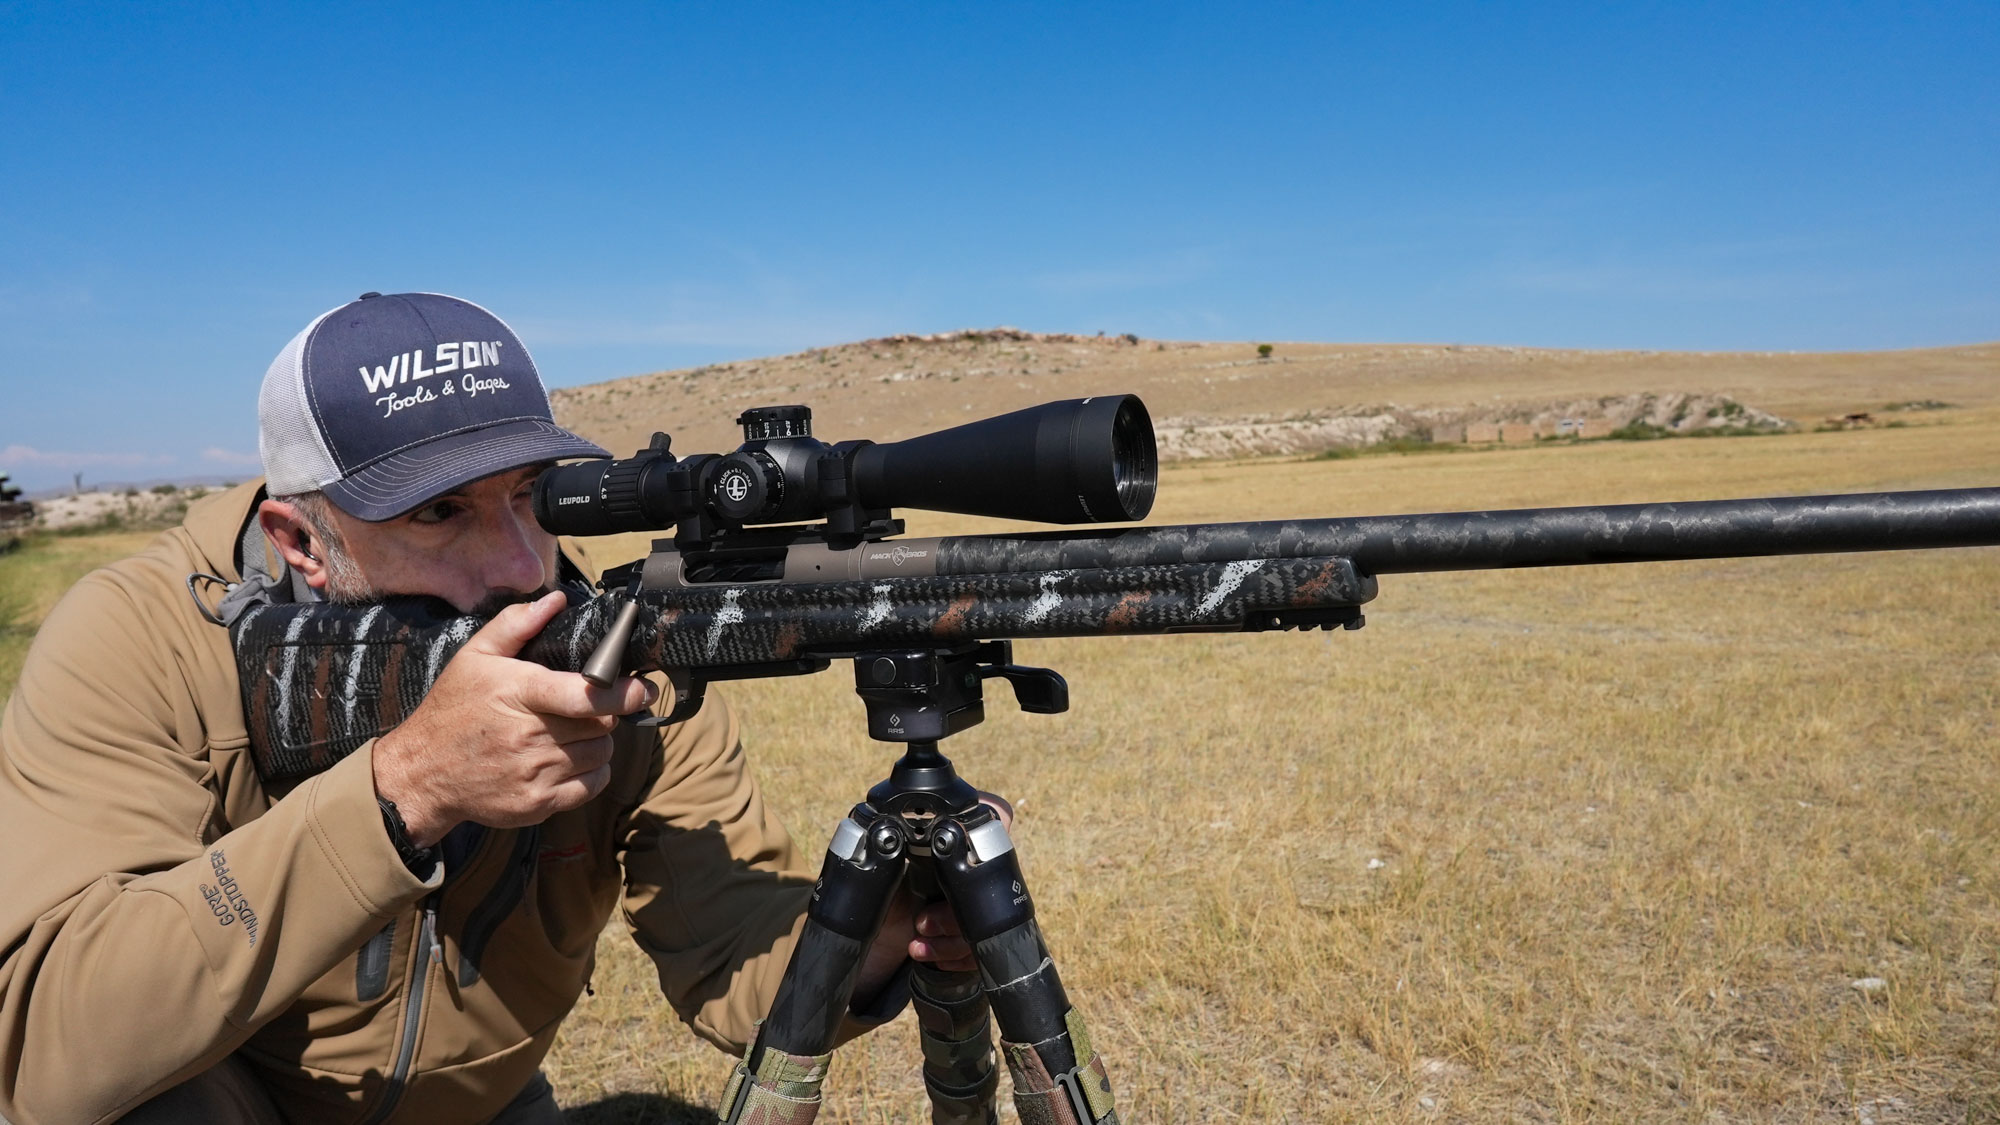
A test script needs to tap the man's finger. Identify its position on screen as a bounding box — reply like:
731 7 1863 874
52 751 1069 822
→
914 904 960 939
911 935 977 970
516 667 657 719
542 713 619 746
559 734 616 776
546 761 614 814
461 590 568 658
976 792 1014 830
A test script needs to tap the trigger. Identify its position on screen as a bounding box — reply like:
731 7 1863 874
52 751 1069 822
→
626 668 702 727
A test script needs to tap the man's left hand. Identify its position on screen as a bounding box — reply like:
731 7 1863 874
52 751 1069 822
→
855 792 1014 992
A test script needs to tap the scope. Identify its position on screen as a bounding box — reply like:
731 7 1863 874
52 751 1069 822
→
532 395 1157 543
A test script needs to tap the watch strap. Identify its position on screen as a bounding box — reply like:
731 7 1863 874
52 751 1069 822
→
377 795 438 875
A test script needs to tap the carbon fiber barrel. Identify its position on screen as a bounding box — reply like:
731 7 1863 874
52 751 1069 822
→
930 488 2000 575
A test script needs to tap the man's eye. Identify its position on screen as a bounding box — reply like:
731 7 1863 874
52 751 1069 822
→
410 501 462 525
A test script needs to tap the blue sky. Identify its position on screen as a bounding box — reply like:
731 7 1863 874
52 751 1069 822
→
2 2 1995 492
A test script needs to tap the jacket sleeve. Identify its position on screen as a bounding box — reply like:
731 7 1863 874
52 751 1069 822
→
0 571 435 1125
616 687 825 1052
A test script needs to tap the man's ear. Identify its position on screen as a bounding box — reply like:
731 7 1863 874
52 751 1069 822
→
257 499 330 593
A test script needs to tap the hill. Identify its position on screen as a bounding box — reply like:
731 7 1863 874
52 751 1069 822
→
549 331 1999 460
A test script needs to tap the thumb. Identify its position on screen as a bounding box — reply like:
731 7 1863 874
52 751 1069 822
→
461 590 568 658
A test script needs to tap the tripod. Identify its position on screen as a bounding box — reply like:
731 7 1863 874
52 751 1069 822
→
718 641 1120 1125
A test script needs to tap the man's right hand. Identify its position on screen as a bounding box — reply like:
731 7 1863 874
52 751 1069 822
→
371 590 657 847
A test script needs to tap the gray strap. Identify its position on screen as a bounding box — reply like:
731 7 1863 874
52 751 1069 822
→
194 494 320 628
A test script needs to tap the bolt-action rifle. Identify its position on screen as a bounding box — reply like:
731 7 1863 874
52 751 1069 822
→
229 396 2000 1125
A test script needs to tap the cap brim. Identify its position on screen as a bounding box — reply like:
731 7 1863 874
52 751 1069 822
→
323 419 610 521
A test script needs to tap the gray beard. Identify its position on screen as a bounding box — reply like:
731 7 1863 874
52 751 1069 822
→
318 541 550 618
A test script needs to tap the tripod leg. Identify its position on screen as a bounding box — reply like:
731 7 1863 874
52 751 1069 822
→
719 815 906 1125
911 963 1000 1124
928 818 1118 1125
902 838 1000 1124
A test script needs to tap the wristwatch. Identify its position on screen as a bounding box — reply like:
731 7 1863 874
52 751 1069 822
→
377 796 438 876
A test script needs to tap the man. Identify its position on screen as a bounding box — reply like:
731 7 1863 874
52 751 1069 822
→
0 293 981 1124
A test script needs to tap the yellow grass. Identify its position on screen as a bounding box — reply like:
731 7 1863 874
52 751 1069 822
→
0 530 159 710
550 414 2000 1122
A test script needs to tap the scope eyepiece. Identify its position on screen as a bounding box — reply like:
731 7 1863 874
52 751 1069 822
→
531 434 683 537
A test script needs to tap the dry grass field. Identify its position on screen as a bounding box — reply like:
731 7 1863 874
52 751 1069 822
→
3 346 1995 1123
0 530 158 703
542 409 2000 1123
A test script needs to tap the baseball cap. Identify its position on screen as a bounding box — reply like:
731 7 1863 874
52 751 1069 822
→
258 292 609 520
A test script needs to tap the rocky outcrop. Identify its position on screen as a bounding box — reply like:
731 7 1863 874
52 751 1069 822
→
1155 393 1790 461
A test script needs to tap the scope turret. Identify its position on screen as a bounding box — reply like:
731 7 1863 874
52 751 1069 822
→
739 405 813 441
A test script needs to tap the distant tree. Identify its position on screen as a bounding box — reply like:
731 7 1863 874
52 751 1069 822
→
1257 344 1274 359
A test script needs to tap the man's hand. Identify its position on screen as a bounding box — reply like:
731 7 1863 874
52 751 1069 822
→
855 794 1015 995
372 590 657 847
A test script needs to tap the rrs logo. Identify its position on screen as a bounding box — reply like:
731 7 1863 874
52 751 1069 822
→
358 341 504 394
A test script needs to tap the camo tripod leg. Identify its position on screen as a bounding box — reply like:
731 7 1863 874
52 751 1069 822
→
927 816 1118 1125
719 813 906 1125
911 963 1000 1124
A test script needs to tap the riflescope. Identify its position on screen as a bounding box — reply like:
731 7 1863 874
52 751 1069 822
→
532 395 1157 541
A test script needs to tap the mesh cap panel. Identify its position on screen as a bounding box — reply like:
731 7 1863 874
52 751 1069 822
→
258 309 342 496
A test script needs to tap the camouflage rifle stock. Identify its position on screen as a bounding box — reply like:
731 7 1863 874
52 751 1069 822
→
232 486 2000 785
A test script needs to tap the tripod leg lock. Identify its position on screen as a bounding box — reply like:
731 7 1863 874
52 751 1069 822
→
718 1034 833 1125
1002 1010 1118 1125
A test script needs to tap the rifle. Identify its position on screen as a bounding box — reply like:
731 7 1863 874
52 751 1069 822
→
228 396 2000 1123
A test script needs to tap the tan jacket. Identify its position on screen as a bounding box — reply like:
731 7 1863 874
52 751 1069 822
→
0 483 825 1124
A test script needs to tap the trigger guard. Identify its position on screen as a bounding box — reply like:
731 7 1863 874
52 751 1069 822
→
630 667 703 727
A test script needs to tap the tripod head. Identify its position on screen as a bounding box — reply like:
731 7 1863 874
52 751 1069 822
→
852 641 1067 743
846 641 1067 823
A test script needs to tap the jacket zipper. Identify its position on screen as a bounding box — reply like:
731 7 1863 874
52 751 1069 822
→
363 894 440 1124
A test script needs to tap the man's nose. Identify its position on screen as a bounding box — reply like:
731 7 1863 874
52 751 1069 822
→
480 506 552 593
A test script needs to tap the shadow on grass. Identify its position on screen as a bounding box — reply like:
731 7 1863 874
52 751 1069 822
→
566 1092 716 1125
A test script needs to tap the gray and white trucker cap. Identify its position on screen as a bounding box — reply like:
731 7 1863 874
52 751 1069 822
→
258 292 609 520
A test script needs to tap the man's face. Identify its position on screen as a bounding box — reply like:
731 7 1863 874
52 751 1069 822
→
318 465 559 615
